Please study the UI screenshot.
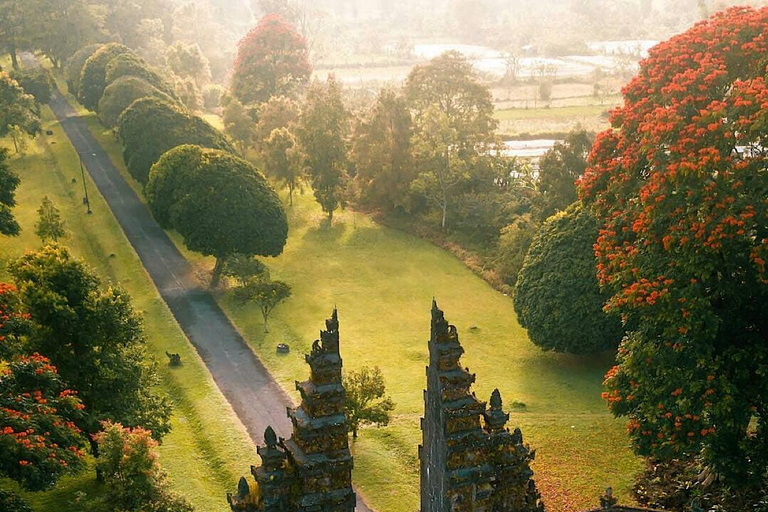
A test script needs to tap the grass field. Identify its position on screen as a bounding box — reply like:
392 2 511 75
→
56 66 644 511
495 103 618 136
0 101 256 511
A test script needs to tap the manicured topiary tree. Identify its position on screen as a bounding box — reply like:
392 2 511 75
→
98 75 175 128
514 202 622 354
66 44 102 95
146 145 288 287
104 52 177 99
117 97 234 183
78 43 132 111
230 14 312 105
579 6 768 487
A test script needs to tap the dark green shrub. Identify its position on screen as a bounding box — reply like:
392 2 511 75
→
10 68 53 104
117 97 234 184
78 43 132 111
513 202 623 354
98 76 175 128
66 44 102 95
104 53 176 99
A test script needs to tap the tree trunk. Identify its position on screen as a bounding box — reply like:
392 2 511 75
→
10 47 18 70
89 436 103 481
327 208 334 224
352 425 358 438
210 257 225 288
262 309 270 333
441 201 447 230
288 184 294 206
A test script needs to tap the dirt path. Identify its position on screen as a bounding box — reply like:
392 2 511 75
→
28 54 372 512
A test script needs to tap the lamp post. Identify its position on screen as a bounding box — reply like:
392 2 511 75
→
79 154 92 214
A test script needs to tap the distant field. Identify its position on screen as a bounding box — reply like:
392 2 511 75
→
495 103 617 136
0 96 255 511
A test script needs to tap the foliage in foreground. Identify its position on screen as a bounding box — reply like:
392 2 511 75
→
88 421 194 512
580 6 768 488
0 72 40 138
0 353 87 490
514 202 623 355
8 245 172 446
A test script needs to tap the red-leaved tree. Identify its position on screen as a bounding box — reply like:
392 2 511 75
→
230 14 312 105
0 353 86 490
579 6 768 486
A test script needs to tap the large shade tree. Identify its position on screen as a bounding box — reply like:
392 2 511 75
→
98 75 175 128
146 145 288 287
405 51 497 229
230 13 312 105
514 202 623 354
65 43 101 95
8 246 172 451
579 6 768 487
296 76 348 222
350 87 413 214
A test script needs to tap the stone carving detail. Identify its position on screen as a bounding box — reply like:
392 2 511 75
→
229 309 355 512
420 300 545 512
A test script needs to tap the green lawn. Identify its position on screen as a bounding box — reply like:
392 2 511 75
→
0 104 255 511
213 197 642 512
61 74 643 511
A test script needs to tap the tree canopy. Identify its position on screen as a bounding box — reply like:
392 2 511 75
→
0 72 40 137
405 51 497 229
0 148 21 236
350 87 413 214
534 130 593 221
342 366 395 438
514 202 623 354
296 76 348 222
98 75 175 128
117 97 234 183
579 6 768 486
146 145 288 287
230 13 312 105
8 245 172 443
104 52 177 99
262 126 302 205
78 42 132 111
0 353 86 490
65 43 101 95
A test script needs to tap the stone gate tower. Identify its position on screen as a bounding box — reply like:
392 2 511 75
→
228 309 356 512
420 300 545 512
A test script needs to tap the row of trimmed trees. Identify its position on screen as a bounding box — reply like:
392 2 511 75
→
66 41 292 332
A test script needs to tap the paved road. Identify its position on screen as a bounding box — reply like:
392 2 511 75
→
26 54 371 512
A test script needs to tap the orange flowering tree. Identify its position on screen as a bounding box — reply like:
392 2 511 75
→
0 353 86 490
230 14 312 105
579 6 768 484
